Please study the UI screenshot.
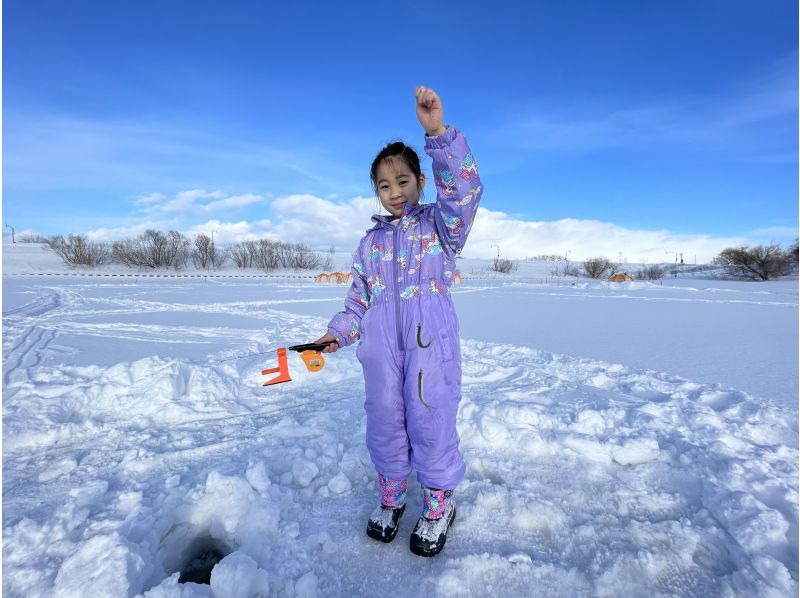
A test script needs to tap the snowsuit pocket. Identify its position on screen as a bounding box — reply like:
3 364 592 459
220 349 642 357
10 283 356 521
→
438 329 455 363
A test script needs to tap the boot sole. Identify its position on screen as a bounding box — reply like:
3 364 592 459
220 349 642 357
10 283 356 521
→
409 506 456 557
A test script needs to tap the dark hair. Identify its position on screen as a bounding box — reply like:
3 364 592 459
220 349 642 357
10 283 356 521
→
369 141 423 194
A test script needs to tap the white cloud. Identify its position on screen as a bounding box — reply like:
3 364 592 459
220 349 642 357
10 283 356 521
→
81 193 770 264
134 192 166 205
183 219 274 245
466 208 750 263
84 220 172 242
135 189 266 216
744 226 798 242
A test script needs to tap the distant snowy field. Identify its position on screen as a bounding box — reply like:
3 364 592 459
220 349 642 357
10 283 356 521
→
3 244 798 597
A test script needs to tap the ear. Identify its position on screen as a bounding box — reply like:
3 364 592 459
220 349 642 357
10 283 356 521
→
418 173 426 190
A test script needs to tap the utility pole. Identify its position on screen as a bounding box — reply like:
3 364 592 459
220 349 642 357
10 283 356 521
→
5 223 15 243
210 229 216 271
490 244 500 259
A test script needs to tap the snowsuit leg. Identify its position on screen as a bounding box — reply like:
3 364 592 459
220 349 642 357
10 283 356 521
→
402 299 465 490
357 304 412 481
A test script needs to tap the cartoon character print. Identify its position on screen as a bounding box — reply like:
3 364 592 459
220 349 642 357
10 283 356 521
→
348 285 370 309
459 153 479 181
397 249 409 270
382 245 393 262
443 214 464 237
348 319 360 341
420 231 442 256
400 285 423 300
368 273 385 297
428 279 448 296
456 185 482 206
369 242 384 262
353 260 366 276
435 168 457 197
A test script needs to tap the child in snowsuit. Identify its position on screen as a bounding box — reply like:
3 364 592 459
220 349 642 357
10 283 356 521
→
316 86 482 557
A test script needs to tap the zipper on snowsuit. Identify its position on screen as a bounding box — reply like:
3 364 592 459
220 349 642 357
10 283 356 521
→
416 324 431 349
418 369 433 410
393 224 404 352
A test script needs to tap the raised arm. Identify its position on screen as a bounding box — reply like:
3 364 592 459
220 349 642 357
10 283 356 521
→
415 86 483 257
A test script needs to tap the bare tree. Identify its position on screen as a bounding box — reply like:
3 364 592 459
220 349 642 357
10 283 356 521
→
637 265 665 280
491 257 517 274
289 243 331 269
112 229 189 269
583 257 613 279
787 239 799 266
191 233 213 269
224 239 329 271
228 243 252 268
46 235 110 266
712 244 793 281
19 233 49 243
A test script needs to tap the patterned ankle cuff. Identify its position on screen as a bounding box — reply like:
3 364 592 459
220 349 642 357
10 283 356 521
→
422 487 453 519
378 473 407 508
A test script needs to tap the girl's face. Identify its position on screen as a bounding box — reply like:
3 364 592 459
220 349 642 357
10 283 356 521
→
375 157 425 218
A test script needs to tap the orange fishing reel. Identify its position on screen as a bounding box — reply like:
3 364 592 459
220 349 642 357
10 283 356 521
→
261 341 336 386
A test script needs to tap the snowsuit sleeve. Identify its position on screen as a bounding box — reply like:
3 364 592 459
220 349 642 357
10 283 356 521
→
425 126 483 257
327 249 370 348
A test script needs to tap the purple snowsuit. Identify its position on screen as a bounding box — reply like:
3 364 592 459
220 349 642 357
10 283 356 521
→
328 126 482 490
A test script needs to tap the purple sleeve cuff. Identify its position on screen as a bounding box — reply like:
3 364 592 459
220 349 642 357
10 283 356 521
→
424 125 458 150
327 326 348 348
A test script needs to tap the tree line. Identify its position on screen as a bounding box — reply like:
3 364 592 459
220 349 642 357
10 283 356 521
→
42 230 333 271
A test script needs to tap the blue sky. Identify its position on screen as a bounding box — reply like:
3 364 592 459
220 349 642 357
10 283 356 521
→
3 0 798 260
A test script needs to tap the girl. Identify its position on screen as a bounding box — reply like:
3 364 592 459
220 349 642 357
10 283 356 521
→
315 86 482 557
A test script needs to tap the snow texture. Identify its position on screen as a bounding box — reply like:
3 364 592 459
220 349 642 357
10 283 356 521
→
2 246 798 597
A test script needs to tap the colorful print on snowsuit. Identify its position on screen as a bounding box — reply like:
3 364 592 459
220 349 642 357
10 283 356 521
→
435 168 457 197
369 243 384 262
459 152 479 181
401 285 423 299
442 213 464 237
397 249 409 270
368 273 385 296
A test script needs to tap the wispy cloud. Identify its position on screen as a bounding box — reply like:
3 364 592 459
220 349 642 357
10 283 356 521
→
3 113 361 195
497 53 797 158
134 189 266 215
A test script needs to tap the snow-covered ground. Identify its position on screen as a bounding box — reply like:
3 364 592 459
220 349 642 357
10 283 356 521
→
3 244 798 597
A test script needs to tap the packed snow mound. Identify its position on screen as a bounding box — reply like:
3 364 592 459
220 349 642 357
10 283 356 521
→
3 276 797 597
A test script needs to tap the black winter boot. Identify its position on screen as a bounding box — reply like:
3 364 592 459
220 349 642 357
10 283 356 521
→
366 504 406 543
410 502 456 557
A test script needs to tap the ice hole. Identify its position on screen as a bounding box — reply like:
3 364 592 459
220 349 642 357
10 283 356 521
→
159 523 233 586
176 535 231 585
